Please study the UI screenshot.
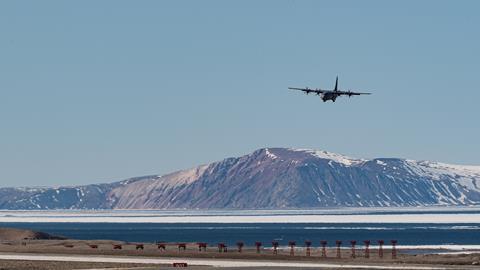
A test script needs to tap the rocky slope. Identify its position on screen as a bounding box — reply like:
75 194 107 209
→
1 148 480 209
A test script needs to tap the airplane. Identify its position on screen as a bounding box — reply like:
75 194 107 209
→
289 76 371 102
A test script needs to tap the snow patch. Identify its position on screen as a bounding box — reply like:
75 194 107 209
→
265 148 278 160
292 149 366 166
405 160 480 192
376 160 387 166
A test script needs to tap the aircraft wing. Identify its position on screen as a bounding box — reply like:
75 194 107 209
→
288 87 326 94
338 90 371 96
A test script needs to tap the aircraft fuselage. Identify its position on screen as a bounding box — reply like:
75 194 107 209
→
322 92 338 102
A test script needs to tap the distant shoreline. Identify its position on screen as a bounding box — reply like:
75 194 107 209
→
0 208 480 223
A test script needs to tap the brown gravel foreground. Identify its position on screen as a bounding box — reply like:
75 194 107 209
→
0 260 162 270
0 239 479 269
0 260 441 270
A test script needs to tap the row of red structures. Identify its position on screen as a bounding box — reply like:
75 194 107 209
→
155 239 398 259
78 239 398 259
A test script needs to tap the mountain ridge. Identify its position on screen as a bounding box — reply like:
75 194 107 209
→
1 147 479 210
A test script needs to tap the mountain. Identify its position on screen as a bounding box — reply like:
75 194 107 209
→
1 148 480 209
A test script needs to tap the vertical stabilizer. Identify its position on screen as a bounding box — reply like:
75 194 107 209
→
334 76 338 91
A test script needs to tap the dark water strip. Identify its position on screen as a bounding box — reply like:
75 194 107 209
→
2 222 480 247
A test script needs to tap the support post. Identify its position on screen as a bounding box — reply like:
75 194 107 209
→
391 240 397 259
364 240 370 258
320 240 327 258
305 240 312 257
197 242 207 252
336 240 342 259
236 242 244 253
378 240 384 258
272 241 279 255
350 240 356 258
288 241 296 256
218 243 227 253
255 242 262 253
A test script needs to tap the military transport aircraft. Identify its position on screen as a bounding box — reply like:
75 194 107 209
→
289 77 371 102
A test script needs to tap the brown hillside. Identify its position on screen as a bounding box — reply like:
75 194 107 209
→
0 227 66 241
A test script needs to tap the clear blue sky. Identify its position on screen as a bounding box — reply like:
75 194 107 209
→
1 0 479 187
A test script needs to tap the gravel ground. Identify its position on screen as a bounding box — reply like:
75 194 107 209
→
0 259 160 270
0 239 478 269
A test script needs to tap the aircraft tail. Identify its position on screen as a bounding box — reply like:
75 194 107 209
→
334 76 338 91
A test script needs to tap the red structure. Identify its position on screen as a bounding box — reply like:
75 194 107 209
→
304 240 312 257
364 240 370 258
197 242 207 252
217 243 227 253
88 244 98 249
113 244 122 250
272 241 279 255
378 240 384 258
136 244 144 250
178 243 186 251
288 241 296 256
255 242 262 253
336 240 342 258
350 240 357 258
236 242 244 253
320 240 328 258
391 240 398 259
157 243 166 251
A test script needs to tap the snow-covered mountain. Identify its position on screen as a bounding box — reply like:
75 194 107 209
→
1 148 479 209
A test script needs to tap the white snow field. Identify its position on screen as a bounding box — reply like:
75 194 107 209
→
0 208 479 223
